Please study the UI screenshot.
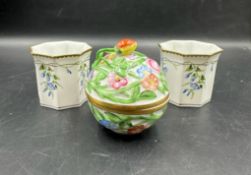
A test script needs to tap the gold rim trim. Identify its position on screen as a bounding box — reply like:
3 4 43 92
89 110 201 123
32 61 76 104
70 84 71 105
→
86 91 169 111
86 92 169 115
89 95 169 115
30 48 92 59
93 99 168 115
158 43 223 57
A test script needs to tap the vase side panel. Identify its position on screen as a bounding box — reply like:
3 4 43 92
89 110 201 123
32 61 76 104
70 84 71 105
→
32 51 91 109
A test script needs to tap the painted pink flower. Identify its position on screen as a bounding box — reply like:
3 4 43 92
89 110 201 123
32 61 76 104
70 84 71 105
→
108 73 128 89
147 58 160 72
125 53 137 60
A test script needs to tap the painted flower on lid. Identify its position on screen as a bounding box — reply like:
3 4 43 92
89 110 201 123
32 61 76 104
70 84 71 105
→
147 58 160 72
136 65 152 78
141 73 159 91
116 38 137 56
108 73 128 89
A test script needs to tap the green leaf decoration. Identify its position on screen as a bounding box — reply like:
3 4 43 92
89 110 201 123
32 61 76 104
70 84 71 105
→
131 85 140 100
148 113 162 120
112 57 123 64
93 48 113 69
104 112 122 123
90 105 103 121
39 64 45 70
159 73 168 91
196 67 201 72
94 66 110 74
87 83 92 93
201 75 205 80
92 59 102 69
158 82 166 94
99 58 113 68
53 75 59 80
119 121 133 129
94 72 107 81
116 68 127 77
139 90 157 100
93 106 104 120
128 72 140 79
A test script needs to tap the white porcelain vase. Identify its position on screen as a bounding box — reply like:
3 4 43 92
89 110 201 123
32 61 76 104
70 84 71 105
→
159 40 223 107
30 41 92 110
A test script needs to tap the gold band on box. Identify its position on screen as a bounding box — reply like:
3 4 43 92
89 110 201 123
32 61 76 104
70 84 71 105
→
85 92 169 115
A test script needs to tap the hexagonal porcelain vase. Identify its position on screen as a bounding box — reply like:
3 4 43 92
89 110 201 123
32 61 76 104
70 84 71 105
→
159 40 223 107
30 41 92 110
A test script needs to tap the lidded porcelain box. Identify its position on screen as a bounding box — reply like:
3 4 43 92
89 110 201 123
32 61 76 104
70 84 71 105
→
86 39 169 134
159 40 223 107
31 41 92 110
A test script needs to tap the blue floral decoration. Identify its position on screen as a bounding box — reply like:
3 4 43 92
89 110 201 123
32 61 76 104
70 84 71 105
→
41 72 46 78
47 82 57 90
136 65 152 78
99 120 118 130
39 64 61 98
182 64 205 98
162 65 168 74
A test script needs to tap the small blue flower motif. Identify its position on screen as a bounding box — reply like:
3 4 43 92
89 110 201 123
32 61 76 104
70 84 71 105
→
191 76 196 82
190 82 200 90
136 65 152 78
41 72 45 78
163 65 168 73
185 73 191 79
183 89 188 94
66 68 72 74
48 91 52 97
99 120 118 130
47 82 56 90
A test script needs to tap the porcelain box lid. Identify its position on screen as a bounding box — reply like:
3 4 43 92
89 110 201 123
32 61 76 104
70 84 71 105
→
86 39 169 108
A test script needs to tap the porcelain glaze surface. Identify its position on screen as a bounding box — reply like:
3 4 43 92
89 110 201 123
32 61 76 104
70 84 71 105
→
31 41 92 110
86 39 169 134
160 40 223 107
